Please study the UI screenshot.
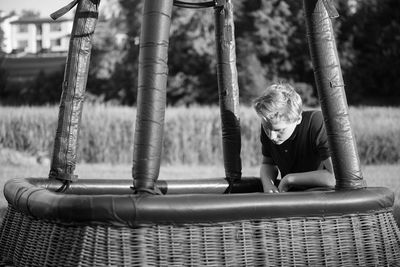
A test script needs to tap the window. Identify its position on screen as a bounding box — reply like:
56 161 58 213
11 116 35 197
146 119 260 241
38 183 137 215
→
36 40 43 51
17 40 28 49
18 24 28 33
50 38 62 47
50 23 62 32
36 24 42 35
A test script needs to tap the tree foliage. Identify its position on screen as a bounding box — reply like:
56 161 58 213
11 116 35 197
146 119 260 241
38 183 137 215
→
1 0 399 106
20 10 41 18
337 0 400 104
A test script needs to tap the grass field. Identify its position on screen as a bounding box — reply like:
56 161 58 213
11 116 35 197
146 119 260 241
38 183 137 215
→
1 105 399 165
1 162 399 225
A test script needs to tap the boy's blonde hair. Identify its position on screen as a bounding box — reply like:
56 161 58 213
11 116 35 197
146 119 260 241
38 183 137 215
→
253 82 303 123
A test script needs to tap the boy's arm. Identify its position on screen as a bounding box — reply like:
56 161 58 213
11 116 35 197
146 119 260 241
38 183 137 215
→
260 156 279 193
278 157 335 192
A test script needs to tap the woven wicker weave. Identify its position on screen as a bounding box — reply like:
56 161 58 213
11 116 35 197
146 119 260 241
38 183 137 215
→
1 206 399 266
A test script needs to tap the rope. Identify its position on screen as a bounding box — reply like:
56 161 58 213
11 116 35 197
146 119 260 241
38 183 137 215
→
50 0 79 20
130 186 163 195
55 181 71 193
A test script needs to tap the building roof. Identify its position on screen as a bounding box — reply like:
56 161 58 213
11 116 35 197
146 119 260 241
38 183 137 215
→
0 14 18 22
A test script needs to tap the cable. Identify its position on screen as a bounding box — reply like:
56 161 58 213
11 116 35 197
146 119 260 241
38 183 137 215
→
173 0 215 9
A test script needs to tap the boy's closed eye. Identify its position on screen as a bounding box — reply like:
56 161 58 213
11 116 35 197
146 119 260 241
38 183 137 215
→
261 118 300 145
262 122 289 134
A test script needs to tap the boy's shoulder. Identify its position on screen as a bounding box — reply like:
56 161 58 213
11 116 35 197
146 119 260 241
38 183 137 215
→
302 109 322 119
301 109 324 127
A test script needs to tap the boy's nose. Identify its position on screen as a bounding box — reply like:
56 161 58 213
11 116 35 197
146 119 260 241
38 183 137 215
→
270 131 277 140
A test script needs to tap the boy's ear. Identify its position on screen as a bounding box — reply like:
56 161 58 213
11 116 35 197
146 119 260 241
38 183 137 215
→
296 114 302 125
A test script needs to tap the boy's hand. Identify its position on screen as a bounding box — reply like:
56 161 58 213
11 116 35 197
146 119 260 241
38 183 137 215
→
278 175 292 192
263 179 279 193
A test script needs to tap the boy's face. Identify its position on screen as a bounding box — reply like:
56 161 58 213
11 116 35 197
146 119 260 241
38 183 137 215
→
261 117 301 145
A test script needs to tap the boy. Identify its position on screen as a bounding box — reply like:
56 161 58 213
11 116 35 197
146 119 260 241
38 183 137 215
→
253 82 335 193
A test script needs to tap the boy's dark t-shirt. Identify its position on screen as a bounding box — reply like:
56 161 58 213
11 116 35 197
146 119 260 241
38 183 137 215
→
260 110 330 178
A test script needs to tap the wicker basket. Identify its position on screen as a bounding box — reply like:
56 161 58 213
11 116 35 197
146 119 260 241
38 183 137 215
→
1 206 400 267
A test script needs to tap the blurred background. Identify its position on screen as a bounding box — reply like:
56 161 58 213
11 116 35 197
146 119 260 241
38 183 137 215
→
1 0 399 107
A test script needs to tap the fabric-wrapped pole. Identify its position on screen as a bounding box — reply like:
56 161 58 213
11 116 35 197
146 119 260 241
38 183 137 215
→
133 0 173 192
303 0 364 190
214 0 242 183
49 0 100 183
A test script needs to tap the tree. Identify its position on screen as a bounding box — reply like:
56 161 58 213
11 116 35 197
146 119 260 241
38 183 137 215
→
233 0 318 105
236 40 267 103
101 0 143 105
8 0 398 107
20 10 40 18
167 7 218 105
88 0 318 106
337 0 400 104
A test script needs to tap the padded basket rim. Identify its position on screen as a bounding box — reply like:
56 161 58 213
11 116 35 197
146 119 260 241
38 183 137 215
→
3 177 394 226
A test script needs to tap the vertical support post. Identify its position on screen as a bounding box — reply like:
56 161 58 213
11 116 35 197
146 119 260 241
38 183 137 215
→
214 0 242 183
303 0 364 189
49 0 100 183
133 0 173 193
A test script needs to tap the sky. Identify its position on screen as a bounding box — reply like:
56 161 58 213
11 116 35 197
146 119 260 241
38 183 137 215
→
0 0 72 17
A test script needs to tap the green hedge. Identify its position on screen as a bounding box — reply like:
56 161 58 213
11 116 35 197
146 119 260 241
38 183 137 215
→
0 105 399 165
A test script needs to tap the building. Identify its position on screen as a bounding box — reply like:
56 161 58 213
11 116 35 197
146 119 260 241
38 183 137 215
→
0 11 73 80
0 12 73 54
0 12 19 53
0 10 126 81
